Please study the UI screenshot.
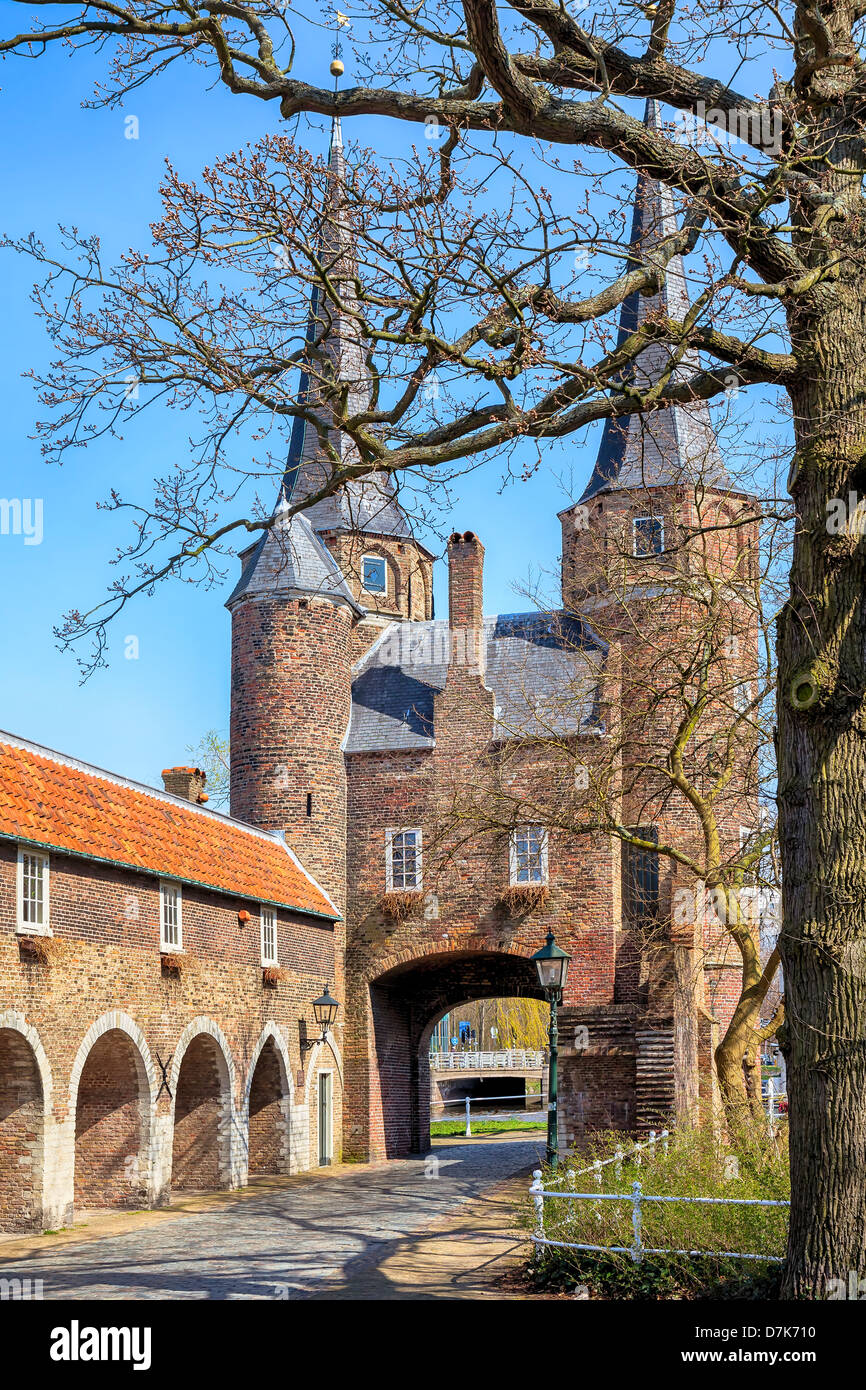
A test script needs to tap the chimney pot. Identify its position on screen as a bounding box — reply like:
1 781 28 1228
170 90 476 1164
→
162 766 208 802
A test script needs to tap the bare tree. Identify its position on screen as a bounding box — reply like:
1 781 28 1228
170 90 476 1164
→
429 466 786 1128
3 0 866 1295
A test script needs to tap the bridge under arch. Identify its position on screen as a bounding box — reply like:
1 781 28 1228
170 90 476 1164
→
345 949 546 1161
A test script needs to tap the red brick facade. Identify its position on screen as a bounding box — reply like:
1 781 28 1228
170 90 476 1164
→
0 763 344 1233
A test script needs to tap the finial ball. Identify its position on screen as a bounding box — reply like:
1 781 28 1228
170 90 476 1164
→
330 58 345 77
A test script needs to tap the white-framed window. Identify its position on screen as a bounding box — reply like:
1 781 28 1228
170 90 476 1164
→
261 906 278 965
633 516 664 557
16 846 50 934
362 553 387 595
734 679 754 713
386 827 422 890
160 880 183 950
510 826 549 885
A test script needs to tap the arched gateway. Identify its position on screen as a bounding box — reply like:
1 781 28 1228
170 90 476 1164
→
345 949 546 1160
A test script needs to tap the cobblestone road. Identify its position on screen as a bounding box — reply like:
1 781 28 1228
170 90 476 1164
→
0 1135 543 1300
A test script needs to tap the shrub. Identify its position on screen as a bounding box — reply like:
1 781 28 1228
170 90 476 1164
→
262 965 288 986
521 1113 789 1299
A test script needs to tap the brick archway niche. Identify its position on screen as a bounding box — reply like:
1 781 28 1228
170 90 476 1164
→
0 1026 46 1231
345 949 545 1161
74 1029 151 1210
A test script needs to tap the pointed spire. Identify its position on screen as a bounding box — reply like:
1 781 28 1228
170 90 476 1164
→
279 97 412 540
578 100 730 504
225 501 365 616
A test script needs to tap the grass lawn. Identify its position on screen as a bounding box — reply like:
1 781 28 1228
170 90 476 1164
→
430 1118 546 1136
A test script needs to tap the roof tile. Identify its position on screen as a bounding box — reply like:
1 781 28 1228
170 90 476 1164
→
0 733 337 920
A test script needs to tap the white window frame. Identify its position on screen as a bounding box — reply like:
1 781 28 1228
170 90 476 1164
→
160 879 183 951
734 679 754 714
16 845 51 935
361 552 388 596
632 515 664 558
509 826 549 886
261 905 278 966
386 827 423 891
317 1068 334 1166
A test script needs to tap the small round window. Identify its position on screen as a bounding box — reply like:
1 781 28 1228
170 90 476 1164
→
362 554 387 594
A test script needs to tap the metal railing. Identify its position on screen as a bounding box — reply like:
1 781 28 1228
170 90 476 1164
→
437 1094 544 1136
429 1049 545 1070
529 1131 789 1264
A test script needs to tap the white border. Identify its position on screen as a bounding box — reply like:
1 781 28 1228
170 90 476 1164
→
159 879 183 951
509 825 549 886
385 826 423 891
16 844 51 935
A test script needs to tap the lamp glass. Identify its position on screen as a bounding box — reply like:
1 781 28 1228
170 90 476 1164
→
313 985 340 1029
530 932 571 993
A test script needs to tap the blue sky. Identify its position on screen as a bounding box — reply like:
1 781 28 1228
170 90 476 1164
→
0 34 780 789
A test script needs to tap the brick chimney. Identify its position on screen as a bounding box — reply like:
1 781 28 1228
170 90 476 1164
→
447 531 485 675
162 766 208 803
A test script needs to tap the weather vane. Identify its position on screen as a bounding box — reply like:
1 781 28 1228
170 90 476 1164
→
331 8 349 86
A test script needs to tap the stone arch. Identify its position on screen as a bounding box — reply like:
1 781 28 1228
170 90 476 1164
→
70 1013 155 1211
0 1012 52 1232
303 1033 344 1107
347 949 544 1161
243 1025 293 1177
304 1034 343 1168
170 1019 235 1191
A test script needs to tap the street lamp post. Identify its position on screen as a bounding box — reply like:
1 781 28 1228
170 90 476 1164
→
530 931 572 1171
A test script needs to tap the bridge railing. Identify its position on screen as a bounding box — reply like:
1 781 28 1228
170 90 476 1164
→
429 1049 546 1070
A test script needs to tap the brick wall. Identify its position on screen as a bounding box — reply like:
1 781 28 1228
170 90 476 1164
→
74 1029 148 1209
0 1026 43 1230
172 1033 229 1191
0 840 344 1231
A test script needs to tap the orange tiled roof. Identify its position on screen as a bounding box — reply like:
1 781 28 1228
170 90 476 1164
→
0 733 337 920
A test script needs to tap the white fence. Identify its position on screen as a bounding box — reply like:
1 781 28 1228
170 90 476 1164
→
430 1049 545 1070
436 1093 544 1135
529 1130 789 1265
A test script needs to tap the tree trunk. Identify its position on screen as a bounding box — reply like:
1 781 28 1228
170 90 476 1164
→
778 278 866 1297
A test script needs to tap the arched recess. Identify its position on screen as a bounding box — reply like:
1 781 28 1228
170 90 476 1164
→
304 1034 343 1169
0 1012 52 1232
349 949 544 1161
243 1025 292 1177
70 1013 155 1211
170 1019 235 1191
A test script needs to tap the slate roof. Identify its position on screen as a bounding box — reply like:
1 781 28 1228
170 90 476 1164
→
280 116 413 540
0 731 338 919
577 99 730 505
225 503 365 615
346 612 608 753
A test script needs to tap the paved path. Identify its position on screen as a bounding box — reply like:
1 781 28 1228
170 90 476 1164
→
0 1135 543 1300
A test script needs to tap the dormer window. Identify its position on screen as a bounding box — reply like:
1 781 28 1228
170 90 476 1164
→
633 516 664 557
362 554 387 595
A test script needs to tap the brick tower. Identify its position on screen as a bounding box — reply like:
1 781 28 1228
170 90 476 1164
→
559 100 762 1118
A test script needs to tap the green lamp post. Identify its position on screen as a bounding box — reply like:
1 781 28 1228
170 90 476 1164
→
531 931 572 1171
